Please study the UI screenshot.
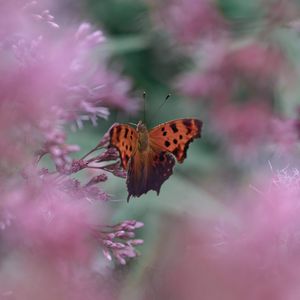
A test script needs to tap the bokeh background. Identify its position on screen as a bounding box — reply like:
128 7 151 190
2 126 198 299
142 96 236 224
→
78 1 300 299
2 0 300 299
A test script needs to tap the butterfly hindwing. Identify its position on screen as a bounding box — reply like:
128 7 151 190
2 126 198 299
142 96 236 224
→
149 118 202 163
109 124 138 169
126 147 175 201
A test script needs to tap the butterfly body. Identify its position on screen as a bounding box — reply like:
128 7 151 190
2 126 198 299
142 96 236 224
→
109 118 202 201
136 121 149 152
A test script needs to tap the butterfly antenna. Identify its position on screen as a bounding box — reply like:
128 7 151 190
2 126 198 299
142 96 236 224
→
150 93 171 120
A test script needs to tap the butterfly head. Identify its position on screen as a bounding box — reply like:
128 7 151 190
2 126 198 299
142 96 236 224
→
136 121 149 151
136 120 147 133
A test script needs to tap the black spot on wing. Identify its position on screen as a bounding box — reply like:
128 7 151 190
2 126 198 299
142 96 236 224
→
124 128 129 138
165 141 171 147
173 148 179 157
170 123 178 133
116 125 122 134
111 125 122 142
109 126 122 159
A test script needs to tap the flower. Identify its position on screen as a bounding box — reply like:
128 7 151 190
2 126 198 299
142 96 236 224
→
0 1 138 173
0 5 144 298
210 101 272 156
152 0 226 44
176 41 289 157
270 117 299 153
139 167 300 299
99 220 144 265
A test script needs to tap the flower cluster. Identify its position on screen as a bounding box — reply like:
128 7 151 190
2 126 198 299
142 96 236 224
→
138 167 300 299
152 0 300 157
176 39 292 156
0 0 139 172
152 0 225 44
100 220 144 265
0 4 143 294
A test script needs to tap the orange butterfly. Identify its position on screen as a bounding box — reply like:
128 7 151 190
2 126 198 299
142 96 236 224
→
109 118 203 201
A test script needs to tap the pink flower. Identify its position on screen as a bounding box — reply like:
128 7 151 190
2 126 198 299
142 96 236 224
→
0 1 138 171
100 220 144 265
270 117 299 153
176 40 290 157
211 101 272 157
227 43 284 81
152 0 226 44
177 69 231 102
142 168 300 300
0 5 144 298
177 42 284 101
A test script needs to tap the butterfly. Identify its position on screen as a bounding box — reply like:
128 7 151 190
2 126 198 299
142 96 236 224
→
109 118 203 201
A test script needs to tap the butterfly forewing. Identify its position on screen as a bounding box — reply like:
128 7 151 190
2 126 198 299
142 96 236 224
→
109 124 138 169
149 118 202 163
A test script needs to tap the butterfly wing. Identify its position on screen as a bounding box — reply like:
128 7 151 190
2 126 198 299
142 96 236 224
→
126 147 175 201
109 124 138 170
149 118 203 163
111 119 202 201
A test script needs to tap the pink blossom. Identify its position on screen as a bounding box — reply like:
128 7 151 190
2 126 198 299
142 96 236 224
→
211 101 272 156
0 1 138 171
100 220 144 265
152 0 226 44
177 69 231 102
178 42 284 101
270 117 299 153
143 168 300 300
227 43 284 81
0 3 144 297
176 41 289 156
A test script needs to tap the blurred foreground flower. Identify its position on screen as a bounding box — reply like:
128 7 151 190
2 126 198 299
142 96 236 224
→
0 1 143 299
140 167 300 300
0 0 139 171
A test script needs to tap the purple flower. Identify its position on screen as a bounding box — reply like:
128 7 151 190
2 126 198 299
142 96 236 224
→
0 2 144 289
152 0 226 44
99 220 144 265
0 1 138 172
